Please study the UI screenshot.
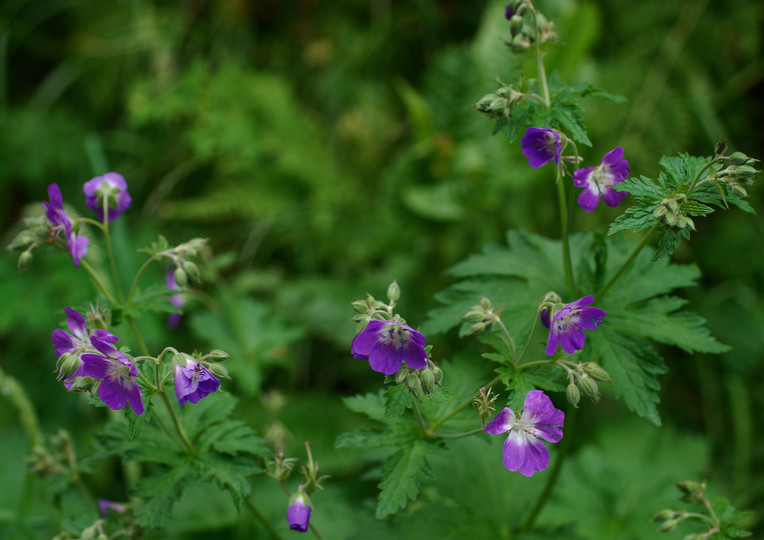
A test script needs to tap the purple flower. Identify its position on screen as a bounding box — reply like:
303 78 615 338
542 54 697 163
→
351 320 428 375
80 337 144 415
42 183 88 267
505 4 514 19
174 357 220 406
572 147 629 212
83 172 132 222
98 498 126 517
165 268 186 329
484 390 564 477
545 295 605 356
286 492 311 533
521 127 562 168
52 307 118 387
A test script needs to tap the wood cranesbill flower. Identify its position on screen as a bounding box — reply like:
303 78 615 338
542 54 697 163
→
52 307 118 387
484 390 564 477
351 320 427 375
521 127 562 168
42 183 88 267
80 336 144 415
174 357 221 405
83 172 132 222
98 498 126 517
286 491 311 533
572 146 629 212
544 295 605 356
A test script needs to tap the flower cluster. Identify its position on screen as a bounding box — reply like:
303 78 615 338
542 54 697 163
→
484 390 564 477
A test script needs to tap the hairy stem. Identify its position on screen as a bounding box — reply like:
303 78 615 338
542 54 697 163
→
596 227 656 300
429 374 501 431
556 170 576 297
244 497 285 540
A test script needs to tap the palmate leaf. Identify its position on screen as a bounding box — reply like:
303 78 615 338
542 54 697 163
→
134 460 193 529
376 440 438 519
425 230 726 425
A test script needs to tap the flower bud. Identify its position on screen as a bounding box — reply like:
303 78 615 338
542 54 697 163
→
727 151 747 165
286 491 312 533
577 376 599 402
406 372 423 400
464 322 488 336
183 260 201 283
586 363 612 381
676 215 695 230
57 353 81 380
395 368 409 385
509 15 524 36
207 362 230 379
566 383 580 407
656 519 678 532
17 250 33 271
420 369 436 395
386 280 401 303
207 349 231 361
676 480 705 502
651 509 676 522
174 267 187 288
432 365 443 385
714 139 727 156
734 165 757 179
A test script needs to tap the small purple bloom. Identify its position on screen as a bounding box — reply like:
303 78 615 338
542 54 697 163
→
80 337 144 415
165 268 185 329
287 492 311 533
174 357 220 406
351 320 427 375
521 127 562 168
505 4 514 19
484 390 564 477
98 498 126 517
572 147 629 212
545 295 605 356
83 172 132 222
42 183 88 267
52 307 118 387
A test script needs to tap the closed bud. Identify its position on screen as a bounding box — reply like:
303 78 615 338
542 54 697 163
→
58 353 81 380
174 267 188 288
80 526 98 540
386 280 401 303
421 369 436 395
714 139 727 156
464 322 487 336
18 250 33 271
732 185 748 197
432 365 443 385
676 215 695 230
566 383 580 407
676 480 705 502
586 363 612 381
406 373 423 399
207 362 230 379
207 349 231 361
183 260 201 282
652 509 676 522
657 519 678 532
509 15 524 36
463 310 485 322
734 165 757 179
663 211 678 227
728 151 748 165
577 376 599 402
653 205 668 220
395 368 409 385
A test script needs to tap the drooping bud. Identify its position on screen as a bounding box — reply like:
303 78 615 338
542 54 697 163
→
173 267 188 288
420 369 436 395
18 250 33 271
577 376 599 402
566 383 580 407
207 362 230 379
207 349 231 361
714 139 727 157
406 372 423 400
586 363 612 381
182 260 201 283
728 151 748 166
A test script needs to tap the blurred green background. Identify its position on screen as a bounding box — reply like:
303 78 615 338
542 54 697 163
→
1 0 762 538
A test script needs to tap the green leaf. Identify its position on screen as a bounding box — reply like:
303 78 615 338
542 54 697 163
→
383 384 413 419
335 419 419 450
376 440 432 519
342 391 386 422
123 284 181 317
197 420 267 457
194 454 260 511
497 364 566 411
134 460 193 529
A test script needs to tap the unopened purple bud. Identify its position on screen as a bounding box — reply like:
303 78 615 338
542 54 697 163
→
286 492 311 533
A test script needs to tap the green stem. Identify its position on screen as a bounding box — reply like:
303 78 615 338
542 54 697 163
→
244 497 285 540
492 316 517 362
516 312 543 364
0 366 43 448
80 260 118 305
596 227 656 300
411 400 429 435
101 198 126 303
532 8 551 107
429 375 501 431
159 391 195 454
429 427 484 439
519 406 577 533
309 523 325 540
517 359 553 371
556 171 575 297
126 255 158 305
